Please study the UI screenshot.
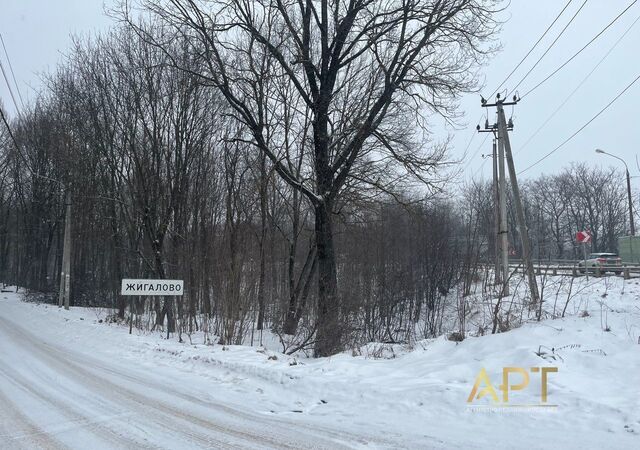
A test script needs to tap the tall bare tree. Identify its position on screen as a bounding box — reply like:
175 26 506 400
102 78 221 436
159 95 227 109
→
128 0 499 355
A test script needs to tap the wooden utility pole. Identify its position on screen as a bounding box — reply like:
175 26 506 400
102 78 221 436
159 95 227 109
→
58 190 72 310
495 100 539 305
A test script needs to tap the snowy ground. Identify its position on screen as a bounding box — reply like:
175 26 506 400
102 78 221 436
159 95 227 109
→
0 276 639 449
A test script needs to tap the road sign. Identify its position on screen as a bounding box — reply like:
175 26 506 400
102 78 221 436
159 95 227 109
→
120 279 184 296
576 231 592 280
576 231 592 244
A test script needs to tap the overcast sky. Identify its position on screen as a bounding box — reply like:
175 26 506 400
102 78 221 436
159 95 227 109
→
1 1 639 182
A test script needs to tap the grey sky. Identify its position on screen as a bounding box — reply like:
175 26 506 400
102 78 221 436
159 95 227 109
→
0 0 111 103
1 1 639 182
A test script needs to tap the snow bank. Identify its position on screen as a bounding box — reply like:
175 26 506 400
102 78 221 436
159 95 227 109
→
1 275 639 449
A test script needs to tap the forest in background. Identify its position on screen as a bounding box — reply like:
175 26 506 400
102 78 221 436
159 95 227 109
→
0 1 633 356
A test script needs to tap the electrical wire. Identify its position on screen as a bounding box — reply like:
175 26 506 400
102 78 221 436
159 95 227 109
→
0 101 20 152
0 33 24 110
518 72 640 175
461 114 483 156
0 103 64 186
488 0 575 99
522 0 638 99
515 11 640 156
464 132 490 175
471 155 489 180
511 0 588 95
0 57 21 118
457 113 484 174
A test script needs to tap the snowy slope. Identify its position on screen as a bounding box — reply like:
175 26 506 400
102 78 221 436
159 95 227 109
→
0 276 639 449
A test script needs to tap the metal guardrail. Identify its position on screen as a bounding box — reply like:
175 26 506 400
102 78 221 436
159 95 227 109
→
504 260 640 279
508 258 640 268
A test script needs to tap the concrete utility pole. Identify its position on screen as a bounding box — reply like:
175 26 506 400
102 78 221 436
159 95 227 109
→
495 100 539 306
627 169 635 236
492 138 501 285
478 119 509 296
58 190 72 310
497 134 509 296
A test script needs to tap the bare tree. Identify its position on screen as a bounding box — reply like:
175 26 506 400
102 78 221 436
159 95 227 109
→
126 0 499 356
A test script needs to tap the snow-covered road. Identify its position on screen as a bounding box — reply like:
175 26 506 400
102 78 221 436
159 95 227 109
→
1 278 639 449
0 302 375 449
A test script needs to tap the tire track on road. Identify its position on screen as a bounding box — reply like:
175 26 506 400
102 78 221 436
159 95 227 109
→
0 315 231 449
0 315 328 449
0 382 63 450
0 361 150 450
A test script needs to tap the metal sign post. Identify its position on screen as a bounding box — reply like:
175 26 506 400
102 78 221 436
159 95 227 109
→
583 241 588 280
576 231 592 279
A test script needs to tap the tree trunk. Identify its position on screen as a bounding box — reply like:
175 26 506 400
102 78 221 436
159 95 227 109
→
256 154 268 330
313 201 341 357
284 243 317 335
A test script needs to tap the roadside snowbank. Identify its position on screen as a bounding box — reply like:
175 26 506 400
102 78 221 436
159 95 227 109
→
1 276 639 449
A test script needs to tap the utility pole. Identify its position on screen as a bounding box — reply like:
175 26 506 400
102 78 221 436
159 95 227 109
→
497 135 509 295
58 190 72 310
492 138 501 285
478 118 509 296
627 167 635 236
481 94 538 304
494 99 539 306
626 165 635 263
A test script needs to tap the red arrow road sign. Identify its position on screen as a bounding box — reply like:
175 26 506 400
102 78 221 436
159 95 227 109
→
576 231 592 243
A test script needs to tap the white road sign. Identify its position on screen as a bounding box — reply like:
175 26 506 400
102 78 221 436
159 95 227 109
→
121 279 184 296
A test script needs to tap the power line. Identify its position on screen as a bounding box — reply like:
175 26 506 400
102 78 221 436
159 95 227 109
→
0 101 21 152
457 113 484 174
0 33 24 110
511 0 588 95
0 57 21 118
488 0 574 99
518 72 640 175
1 103 65 187
461 114 483 156
1 100 36 174
471 155 489 179
522 0 638 99
516 11 640 156
465 132 490 176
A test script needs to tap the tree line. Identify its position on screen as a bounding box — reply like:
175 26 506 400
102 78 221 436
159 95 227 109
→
0 1 633 356
464 162 632 265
